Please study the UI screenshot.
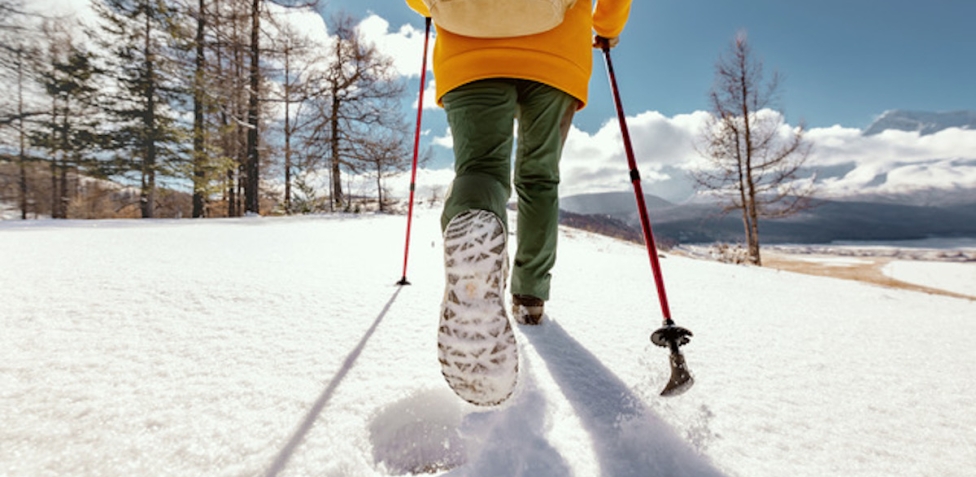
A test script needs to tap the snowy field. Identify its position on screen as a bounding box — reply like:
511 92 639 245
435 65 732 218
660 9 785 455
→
882 260 976 298
2 209 976 477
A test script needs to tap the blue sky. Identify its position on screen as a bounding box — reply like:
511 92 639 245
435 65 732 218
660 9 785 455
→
328 0 976 132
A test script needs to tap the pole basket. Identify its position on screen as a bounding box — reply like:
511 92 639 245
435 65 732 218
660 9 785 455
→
650 320 694 396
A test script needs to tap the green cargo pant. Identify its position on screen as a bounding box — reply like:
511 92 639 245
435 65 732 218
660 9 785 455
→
441 79 577 301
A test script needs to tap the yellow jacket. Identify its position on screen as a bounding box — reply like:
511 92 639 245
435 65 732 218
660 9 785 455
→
405 0 631 109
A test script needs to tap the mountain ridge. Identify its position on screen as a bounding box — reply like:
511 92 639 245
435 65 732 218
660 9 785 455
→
863 109 976 136
559 191 976 245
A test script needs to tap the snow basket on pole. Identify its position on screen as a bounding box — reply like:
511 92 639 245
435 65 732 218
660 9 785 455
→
600 39 695 396
397 17 432 286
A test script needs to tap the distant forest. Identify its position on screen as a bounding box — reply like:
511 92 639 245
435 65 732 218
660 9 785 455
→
0 0 417 219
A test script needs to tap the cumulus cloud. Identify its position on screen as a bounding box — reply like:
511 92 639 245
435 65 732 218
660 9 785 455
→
268 4 334 50
357 14 433 79
558 111 707 198
392 107 976 205
411 78 439 110
558 109 976 200
432 126 454 149
805 126 976 198
386 167 456 200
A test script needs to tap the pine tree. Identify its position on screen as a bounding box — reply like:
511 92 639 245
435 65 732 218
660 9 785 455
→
91 0 187 218
0 4 44 219
31 32 102 219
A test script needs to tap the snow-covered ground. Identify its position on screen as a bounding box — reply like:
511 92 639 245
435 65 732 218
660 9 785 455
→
882 260 976 298
2 209 975 477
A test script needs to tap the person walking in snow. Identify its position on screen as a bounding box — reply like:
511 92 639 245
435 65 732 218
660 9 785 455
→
406 0 631 405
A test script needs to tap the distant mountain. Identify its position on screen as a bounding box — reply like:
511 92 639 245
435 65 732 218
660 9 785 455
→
559 191 976 245
863 110 976 136
560 191 672 216
558 210 643 244
649 199 976 244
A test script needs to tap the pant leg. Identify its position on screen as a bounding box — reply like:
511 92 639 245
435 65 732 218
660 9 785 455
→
440 79 518 232
511 81 578 301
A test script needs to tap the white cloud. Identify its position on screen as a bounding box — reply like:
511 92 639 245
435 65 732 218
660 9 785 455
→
357 14 433 79
432 127 454 149
386 168 456 200
805 126 976 198
558 111 706 197
558 109 976 200
27 0 99 33
267 4 334 50
410 78 439 110
365 107 976 205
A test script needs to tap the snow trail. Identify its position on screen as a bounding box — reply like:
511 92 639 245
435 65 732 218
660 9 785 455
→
2 210 975 476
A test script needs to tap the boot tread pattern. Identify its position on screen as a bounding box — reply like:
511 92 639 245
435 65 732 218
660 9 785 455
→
438 210 517 406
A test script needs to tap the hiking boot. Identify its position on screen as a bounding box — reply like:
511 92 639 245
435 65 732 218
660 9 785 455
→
438 209 518 406
512 294 545 325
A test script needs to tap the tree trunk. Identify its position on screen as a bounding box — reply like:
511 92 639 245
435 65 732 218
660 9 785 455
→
227 168 236 217
59 159 68 218
738 59 761 266
142 12 157 219
329 34 343 211
330 87 342 210
58 99 70 219
376 164 383 213
244 0 260 215
17 48 27 220
283 45 292 214
191 0 207 218
50 160 58 218
747 201 762 265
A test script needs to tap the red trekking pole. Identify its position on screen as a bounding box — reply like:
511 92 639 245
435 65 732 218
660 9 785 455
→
397 17 432 286
600 40 694 396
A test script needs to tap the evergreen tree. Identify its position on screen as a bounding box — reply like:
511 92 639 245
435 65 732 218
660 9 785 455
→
91 0 187 218
31 34 102 219
0 4 44 219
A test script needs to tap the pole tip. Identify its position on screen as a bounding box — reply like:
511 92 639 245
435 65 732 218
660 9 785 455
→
660 352 694 396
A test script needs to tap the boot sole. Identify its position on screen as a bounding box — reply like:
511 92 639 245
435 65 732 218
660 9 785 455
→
438 210 518 406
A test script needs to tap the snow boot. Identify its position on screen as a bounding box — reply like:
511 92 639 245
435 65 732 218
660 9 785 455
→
512 294 545 325
438 209 518 406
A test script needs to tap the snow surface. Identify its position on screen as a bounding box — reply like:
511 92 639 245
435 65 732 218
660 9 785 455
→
793 256 874 266
882 260 976 298
2 209 976 477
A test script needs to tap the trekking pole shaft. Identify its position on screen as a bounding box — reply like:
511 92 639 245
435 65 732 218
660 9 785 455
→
602 46 672 320
399 17 432 285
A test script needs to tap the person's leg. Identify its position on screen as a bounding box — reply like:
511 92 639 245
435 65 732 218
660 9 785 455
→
437 79 521 405
511 81 577 302
440 79 518 232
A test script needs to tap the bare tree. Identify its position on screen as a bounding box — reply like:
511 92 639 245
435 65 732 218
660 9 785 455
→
691 31 814 265
0 26 44 219
362 128 412 212
214 0 317 214
0 0 30 32
310 13 407 211
207 0 250 217
265 16 323 214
